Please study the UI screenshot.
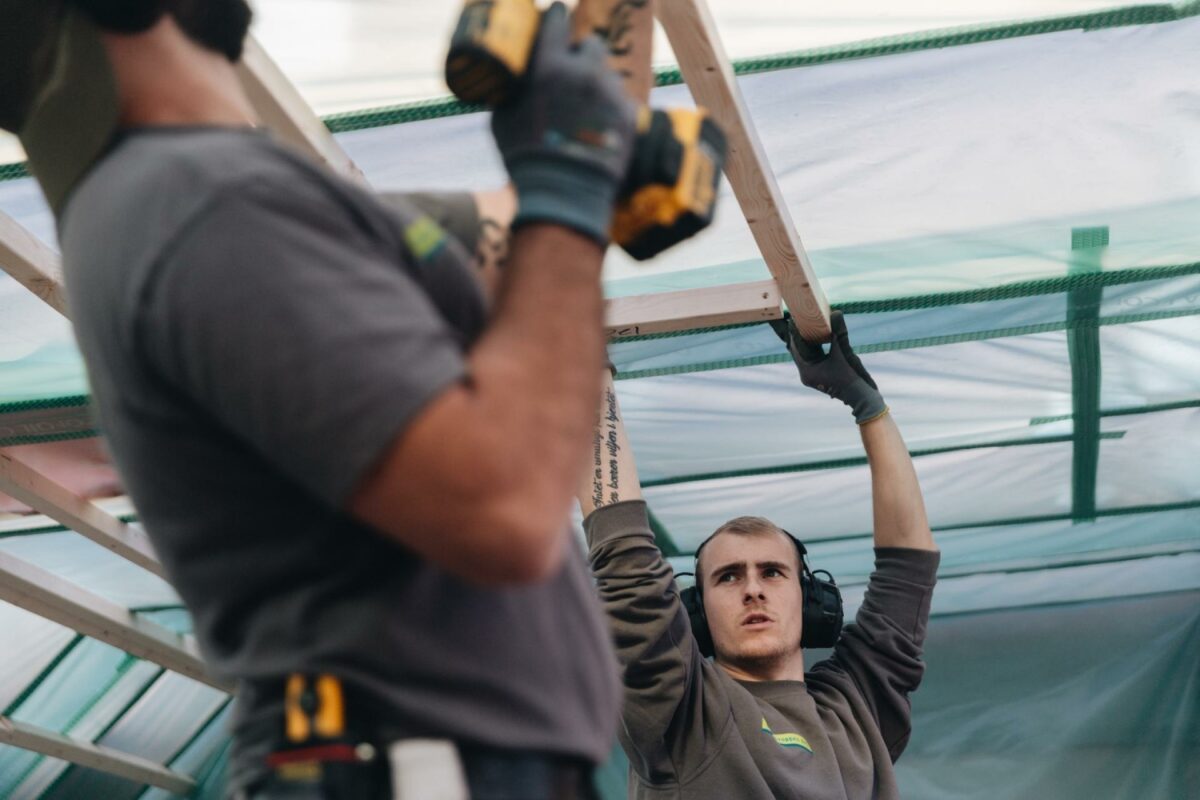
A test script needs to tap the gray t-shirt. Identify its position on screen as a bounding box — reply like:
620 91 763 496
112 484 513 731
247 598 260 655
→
59 128 620 778
585 500 939 799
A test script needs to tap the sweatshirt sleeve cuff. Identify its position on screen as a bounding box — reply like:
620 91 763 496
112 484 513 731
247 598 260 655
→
583 500 653 549
873 547 940 586
861 548 941 640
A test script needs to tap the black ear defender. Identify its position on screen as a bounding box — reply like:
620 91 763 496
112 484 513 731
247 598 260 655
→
68 0 169 33
679 531 843 657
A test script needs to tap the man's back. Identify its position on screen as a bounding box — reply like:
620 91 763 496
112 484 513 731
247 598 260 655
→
60 128 620 782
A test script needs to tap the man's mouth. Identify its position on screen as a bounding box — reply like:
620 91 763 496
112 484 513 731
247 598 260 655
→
741 612 772 627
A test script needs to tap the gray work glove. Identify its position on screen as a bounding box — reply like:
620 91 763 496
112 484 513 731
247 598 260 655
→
769 310 889 424
490 2 638 246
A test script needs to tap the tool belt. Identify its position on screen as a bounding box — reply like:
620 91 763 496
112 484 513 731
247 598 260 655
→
239 674 596 800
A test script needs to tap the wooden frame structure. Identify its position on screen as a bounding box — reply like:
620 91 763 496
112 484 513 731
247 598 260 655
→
0 716 196 794
0 0 831 788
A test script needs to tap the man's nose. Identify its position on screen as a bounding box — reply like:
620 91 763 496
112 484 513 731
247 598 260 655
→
743 577 766 601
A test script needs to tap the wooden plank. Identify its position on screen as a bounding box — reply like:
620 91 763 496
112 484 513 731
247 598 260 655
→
0 551 231 691
0 449 163 578
236 37 367 185
0 716 196 795
0 210 66 316
605 278 780 338
656 0 832 340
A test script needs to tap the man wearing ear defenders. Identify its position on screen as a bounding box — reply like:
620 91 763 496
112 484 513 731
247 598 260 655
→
580 311 940 799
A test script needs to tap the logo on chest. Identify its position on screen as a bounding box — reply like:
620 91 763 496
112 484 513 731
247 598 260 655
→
761 717 813 754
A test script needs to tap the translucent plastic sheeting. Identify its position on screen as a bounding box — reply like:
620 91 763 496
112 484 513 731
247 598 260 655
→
39 671 227 800
3 650 162 800
138 703 232 800
620 332 1074 481
331 14 1200 291
252 0 1149 116
1099 273 1200 321
0 533 180 609
0 0 1141 162
803 506 1200 586
895 589 1200 800
133 609 191 636
610 296 1076 375
1097 409 1200 510
697 20 1200 281
0 175 68 400
0 604 75 711
1099 316 1200 407
612 274 1200 379
646 439 1075 551
905 551 1200 617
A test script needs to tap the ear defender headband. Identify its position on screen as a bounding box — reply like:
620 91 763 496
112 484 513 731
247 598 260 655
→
679 529 843 657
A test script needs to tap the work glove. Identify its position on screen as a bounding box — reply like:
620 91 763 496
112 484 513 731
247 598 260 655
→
490 2 638 247
769 310 888 425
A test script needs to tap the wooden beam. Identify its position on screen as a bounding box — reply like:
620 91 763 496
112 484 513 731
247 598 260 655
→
0 450 163 578
0 716 196 795
236 37 367 184
0 551 231 692
656 0 831 340
0 210 66 316
605 278 780 338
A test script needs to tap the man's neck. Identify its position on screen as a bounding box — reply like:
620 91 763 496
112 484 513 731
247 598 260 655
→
716 650 806 683
101 17 257 129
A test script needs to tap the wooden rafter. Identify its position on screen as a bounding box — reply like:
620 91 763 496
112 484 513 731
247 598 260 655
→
236 36 366 184
605 279 779 338
0 209 66 316
0 551 231 692
0 716 196 794
657 0 832 340
0 449 163 577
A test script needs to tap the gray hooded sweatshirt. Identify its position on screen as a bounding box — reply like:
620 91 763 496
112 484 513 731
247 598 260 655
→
584 500 939 799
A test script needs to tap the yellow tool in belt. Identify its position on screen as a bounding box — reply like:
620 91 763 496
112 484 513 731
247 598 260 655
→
269 674 383 792
446 0 727 261
285 673 347 743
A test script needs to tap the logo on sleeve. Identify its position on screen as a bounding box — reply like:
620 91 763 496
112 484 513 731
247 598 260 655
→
761 718 813 754
404 217 448 263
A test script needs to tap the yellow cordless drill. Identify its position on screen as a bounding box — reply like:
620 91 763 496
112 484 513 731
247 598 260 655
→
446 0 727 260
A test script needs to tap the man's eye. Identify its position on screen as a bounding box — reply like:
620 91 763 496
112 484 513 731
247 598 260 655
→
717 573 736 583
764 568 783 578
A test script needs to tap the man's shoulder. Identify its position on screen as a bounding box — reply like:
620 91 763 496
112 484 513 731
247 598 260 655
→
62 128 364 278
72 128 334 222
60 130 352 331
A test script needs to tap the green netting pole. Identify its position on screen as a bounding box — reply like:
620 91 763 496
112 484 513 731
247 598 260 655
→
1067 227 1107 522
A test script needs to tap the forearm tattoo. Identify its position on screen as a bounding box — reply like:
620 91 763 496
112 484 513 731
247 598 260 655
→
591 0 650 84
591 386 623 508
474 217 510 274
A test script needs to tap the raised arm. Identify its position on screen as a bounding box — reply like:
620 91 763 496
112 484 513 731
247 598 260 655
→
861 413 934 550
773 310 939 758
770 310 935 551
578 369 644 517
579 371 727 783
350 5 637 586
